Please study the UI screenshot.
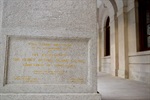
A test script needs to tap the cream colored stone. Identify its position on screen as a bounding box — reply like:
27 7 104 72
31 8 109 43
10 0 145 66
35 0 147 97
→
0 0 101 99
129 64 150 84
98 0 150 84
129 55 150 64
7 36 89 85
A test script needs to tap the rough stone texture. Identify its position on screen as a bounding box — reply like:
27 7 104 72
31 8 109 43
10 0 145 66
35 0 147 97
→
0 0 101 100
0 94 100 100
2 0 96 33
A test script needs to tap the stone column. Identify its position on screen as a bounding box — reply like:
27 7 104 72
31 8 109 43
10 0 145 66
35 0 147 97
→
0 0 101 100
110 14 119 76
117 7 129 78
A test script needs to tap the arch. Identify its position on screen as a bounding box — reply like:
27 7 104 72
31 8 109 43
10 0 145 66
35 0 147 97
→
97 0 122 29
109 0 118 13
101 0 117 16
98 4 109 29
97 0 122 76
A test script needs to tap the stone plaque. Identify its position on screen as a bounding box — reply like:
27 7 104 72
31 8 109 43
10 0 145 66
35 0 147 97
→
7 36 88 84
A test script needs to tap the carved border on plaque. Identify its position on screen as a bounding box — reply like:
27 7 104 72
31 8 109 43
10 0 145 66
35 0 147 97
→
3 35 10 86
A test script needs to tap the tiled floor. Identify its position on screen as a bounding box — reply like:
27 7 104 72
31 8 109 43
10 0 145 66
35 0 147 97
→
97 72 150 100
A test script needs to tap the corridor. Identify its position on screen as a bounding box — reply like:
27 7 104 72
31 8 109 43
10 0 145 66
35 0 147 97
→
97 73 150 100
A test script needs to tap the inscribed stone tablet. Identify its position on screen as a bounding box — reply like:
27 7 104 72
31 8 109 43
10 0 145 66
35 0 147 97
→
6 36 89 84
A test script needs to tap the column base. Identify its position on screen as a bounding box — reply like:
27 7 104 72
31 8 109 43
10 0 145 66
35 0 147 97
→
118 69 129 79
0 93 101 100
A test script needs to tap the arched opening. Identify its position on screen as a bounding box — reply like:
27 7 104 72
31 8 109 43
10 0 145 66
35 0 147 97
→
105 17 110 56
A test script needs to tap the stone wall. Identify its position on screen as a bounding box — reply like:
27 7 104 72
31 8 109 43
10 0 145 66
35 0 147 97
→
98 0 150 84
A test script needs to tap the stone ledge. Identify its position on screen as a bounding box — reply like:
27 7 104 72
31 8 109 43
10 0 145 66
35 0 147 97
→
0 93 101 100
